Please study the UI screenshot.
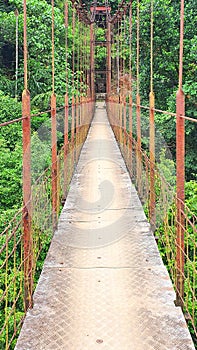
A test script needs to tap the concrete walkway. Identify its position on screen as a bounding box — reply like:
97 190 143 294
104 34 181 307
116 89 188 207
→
16 102 195 350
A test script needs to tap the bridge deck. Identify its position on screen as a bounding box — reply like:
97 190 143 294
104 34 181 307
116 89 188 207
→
16 102 194 350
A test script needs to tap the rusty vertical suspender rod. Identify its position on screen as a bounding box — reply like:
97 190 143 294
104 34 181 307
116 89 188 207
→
64 0 69 199
51 0 57 230
106 18 111 99
149 0 156 229
22 0 33 311
136 0 142 196
176 0 185 308
71 6 75 172
128 1 133 177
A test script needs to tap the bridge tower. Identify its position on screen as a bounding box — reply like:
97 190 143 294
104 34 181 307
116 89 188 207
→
90 2 111 99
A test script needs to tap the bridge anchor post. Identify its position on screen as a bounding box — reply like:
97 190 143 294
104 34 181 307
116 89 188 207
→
149 91 156 230
175 87 185 308
51 93 58 230
175 0 185 309
22 89 33 311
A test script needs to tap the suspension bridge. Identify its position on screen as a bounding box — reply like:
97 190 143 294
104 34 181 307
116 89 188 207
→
0 0 196 349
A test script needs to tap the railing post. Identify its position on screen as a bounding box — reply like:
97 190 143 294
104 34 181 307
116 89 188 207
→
64 93 69 199
57 154 60 215
136 93 142 196
136 0 142 197
22 89 33 311
22 0 33 312
119 94 123 149
128 2 132 176
51 93 57 230
71 95 75 174
115 96 118 137
128 94 133 177
123 95 127 156
80 96 83 145
149 91 156 229
79 96 82 153
149 0 156 230
64 0 69 200
76 95 79 161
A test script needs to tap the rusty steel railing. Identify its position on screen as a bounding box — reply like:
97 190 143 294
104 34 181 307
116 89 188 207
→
1 0 95 345
106 97 197 343
106 0 197 344
0 97 95 349
0 208 25 349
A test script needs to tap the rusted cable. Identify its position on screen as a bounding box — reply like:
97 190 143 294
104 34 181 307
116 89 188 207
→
180 115 197 123
0 117 26 127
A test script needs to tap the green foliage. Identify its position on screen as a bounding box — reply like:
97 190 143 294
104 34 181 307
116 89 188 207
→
0 0 84 99
0 0 16 13
155 82 197 181
185 181 197 212
0 138 22 209
0 91 22 148
155 180 197 347
31 131 51 182
157 149 176 187
0 92 22 213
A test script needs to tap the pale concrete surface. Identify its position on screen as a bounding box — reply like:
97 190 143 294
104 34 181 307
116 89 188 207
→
15 102 195 350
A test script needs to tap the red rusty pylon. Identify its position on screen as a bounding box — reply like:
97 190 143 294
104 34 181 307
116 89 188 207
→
51 93 57 230
176 0 185 308
51 0 58 230
64 93 69 199
149 91 156 229
22 0 33 311
149 0 156 230
136 0 142 197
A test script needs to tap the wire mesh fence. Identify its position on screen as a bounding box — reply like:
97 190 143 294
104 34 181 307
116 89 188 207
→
107 97 197 343
0 98 95 349
0 209 25 349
